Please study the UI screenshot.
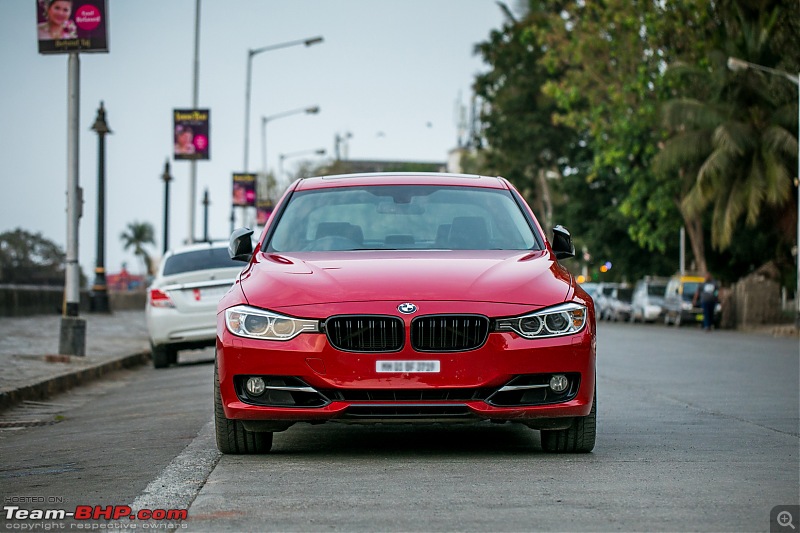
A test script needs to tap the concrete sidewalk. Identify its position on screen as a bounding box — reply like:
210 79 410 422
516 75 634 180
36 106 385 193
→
0 310 151 411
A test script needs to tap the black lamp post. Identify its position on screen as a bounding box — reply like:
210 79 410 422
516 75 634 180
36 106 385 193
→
161 160 173 254
90 101 111 314
202 188 210 242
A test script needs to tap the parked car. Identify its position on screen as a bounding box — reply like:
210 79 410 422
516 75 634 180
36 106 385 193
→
607 285 633 322
662 274 721 327
580 282 599 302
215 172 597 454
146 242 244 368
594 282 619 321
630 277 668 323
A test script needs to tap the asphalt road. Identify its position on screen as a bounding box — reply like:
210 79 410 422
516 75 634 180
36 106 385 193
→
1 323 798 532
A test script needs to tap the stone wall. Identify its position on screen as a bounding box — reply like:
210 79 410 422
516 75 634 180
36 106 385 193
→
729 265 784 328
0 286 145 317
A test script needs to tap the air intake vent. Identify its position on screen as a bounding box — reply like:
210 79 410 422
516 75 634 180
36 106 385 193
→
411 315 489 352
343 405 473 419
325 315 404 352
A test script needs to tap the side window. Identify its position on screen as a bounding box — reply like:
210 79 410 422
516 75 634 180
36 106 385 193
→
666 280 678 296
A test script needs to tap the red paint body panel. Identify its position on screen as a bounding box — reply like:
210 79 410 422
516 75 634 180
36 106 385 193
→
238 250 570 312
216 173 596 427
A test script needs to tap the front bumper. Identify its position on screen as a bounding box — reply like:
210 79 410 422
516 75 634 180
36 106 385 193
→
216 313 596 426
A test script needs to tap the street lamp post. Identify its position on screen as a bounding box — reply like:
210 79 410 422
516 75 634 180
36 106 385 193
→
90 101 111 314
240 36 322 228
161 160 173 254
727 57 800 326
279 148 327 183
202 188 210 242
261 105 320 201
242 36 323 173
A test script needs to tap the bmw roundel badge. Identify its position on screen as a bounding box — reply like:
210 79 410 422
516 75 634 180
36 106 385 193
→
398 302 417 314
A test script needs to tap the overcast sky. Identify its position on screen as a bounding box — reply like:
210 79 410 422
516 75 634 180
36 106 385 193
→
0 0 507 277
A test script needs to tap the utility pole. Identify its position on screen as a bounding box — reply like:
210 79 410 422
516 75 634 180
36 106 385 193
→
59 53 86 356
187 0 201 244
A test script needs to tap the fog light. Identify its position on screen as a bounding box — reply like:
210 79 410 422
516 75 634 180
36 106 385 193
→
549 374 569 393
245 377 266 396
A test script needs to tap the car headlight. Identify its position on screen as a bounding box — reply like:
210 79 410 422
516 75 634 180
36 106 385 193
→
225 305 319 341
494 302 587 339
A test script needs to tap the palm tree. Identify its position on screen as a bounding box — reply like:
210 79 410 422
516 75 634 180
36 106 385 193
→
120 221 156 276
654 0 798 268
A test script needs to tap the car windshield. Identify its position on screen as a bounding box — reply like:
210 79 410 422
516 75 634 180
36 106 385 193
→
163 247 237 276
617 288 633 302
267 185 541 252
682 282 700 301
648 284 667 296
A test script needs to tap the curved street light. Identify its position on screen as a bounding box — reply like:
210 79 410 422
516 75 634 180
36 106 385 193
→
242 36 323 173
279 148 327 182
260 105 320 197
727 56 799 326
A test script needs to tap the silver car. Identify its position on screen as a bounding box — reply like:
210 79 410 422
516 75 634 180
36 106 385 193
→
146 242 243 368
630 278 668 323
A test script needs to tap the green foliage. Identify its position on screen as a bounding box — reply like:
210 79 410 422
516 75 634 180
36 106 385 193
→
0 228 73 286
471 0 798 287
656 0 798 251
120 221 156 275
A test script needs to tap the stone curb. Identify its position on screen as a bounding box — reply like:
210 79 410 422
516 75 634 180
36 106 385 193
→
0 350 151 412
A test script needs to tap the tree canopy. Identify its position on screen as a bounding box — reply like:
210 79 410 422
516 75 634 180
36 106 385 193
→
472 0 799 286
0 228 71 286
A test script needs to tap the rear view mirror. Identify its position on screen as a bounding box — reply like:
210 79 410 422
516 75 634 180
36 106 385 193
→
552 225 575 260
229 227 255 262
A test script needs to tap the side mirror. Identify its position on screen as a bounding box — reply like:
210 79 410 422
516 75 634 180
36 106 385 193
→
552 225 575 260
229 227 255 262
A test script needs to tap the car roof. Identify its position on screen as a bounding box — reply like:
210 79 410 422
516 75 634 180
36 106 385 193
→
675 275 705 282
165 241 228 257
293 172 509 191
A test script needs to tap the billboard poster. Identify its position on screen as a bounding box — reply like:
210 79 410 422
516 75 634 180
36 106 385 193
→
256 199 274 226
37 0 108 54
233 174 257 207
173 109 210 161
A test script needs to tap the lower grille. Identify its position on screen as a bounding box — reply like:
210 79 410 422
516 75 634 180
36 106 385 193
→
342 405 473 419
321 388 492 402
411 315 489 352
325 315 404 352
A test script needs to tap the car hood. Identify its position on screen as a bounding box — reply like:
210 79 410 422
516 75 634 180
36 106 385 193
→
239 250 572 312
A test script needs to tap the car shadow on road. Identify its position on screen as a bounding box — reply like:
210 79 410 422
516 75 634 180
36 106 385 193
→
266 421 559 456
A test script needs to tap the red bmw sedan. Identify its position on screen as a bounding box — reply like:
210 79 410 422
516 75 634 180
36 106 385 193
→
215 173 596 454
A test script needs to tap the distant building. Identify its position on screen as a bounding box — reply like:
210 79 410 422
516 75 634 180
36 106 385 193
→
319 159 446 175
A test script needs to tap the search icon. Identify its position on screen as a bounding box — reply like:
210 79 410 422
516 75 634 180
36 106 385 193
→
778 511 796 530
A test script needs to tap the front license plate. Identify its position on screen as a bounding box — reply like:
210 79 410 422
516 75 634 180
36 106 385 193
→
376 360 440 373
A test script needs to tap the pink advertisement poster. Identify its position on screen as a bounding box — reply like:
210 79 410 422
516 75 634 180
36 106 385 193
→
173 109 210 161
37 0 108 54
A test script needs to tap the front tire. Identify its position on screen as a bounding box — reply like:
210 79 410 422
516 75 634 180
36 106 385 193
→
214 360 273 454
540 392 596 453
